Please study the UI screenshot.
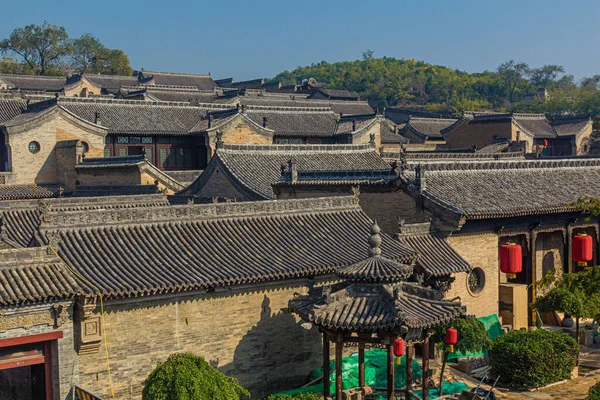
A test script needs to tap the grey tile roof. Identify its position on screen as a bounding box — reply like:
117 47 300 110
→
182 143 390 199
82 74 139 91
276 168 397 187
402 117 458 139
459 112 591 139
77 155 145 168
476 142 511 153
552 117 592 136
238 96 374 115
0 195 169 247
139 70 216 90
39 196 415 297
408 158 600 220
513 115 555 138
58 98 208 134
244 106 339 137
382 150 525 163
0 184 59 200
0 98 27 123
0 246 83 306
0 204 40 247
289 282 465 331
397 224 471 277
380 120 409 144
0 74 67 91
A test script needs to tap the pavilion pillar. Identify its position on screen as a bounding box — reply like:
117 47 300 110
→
422 336 430 400
358 342 365 388
387 342 394 400
405 343 413 400
335 339 343 400
323 331 330 398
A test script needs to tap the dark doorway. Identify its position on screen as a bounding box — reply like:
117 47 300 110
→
128 146 144 156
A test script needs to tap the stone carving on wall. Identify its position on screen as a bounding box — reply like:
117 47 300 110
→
77 297 102 355
0 302 70 332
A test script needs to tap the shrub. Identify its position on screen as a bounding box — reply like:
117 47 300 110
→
142 353 249 400
266 394 321 400
489 329 578 390
589 381 600 400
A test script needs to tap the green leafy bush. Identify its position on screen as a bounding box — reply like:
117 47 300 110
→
142 353 249 400
489 329 578 390
266 394 320 400
589 380 600 400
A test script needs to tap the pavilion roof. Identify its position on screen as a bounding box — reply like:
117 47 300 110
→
337 222 413 283
289 282 465 332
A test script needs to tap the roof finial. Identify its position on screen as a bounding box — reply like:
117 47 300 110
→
368 221 382 258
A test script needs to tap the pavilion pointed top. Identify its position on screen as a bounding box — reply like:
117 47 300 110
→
337 221 413 283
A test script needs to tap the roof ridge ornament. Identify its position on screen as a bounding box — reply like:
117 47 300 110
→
368 221 382 258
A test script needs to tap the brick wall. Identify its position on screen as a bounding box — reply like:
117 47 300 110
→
445 120 512 150
359 191 425 234
78 167 141 186
77 284 321 400
351 122 381 150
6 113 105 184
446 232 499 318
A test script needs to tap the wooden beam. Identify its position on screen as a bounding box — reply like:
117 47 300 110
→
323 331 330 398
358 342 365 388
0 331 63 349
406 343 413 400
0 355 45 371
335 340 343 400
387 342 394 400
423 335 430 400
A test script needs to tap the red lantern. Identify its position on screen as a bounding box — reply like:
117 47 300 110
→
500 242 522 279
393 338 405 365
307 85 311 90
543 139 548 147
573 233 593 267
446 327 458 353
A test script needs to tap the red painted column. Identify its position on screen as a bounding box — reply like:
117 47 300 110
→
44 341 53 400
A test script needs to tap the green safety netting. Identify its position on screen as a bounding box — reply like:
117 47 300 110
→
447 314 503 361
272 348 469 399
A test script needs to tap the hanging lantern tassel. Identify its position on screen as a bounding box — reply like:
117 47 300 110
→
446 328 458 353
393 338 405 365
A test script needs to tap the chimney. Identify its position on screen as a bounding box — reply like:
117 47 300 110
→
95 112 101 126
207 113 212 129
394 125 399 135
288 159 298 183
262 117 268 128
352 119 357 131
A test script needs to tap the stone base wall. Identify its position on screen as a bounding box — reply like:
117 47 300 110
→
77 283 321 400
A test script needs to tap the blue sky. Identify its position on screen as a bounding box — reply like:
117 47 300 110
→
1 0 598 81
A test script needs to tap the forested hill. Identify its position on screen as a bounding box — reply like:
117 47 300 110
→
270 57 600 117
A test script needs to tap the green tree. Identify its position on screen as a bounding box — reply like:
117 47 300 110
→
497 60 530 103
433 318 491 396
534 266 600 341
142 353 249 400
71 33 107 73
71 34 132 75
101 49 133 76
0 22 72 75
529 64 565 89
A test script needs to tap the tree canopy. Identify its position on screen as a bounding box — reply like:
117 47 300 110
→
142 353 249 400
270 56 600 117
0 22 132 76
